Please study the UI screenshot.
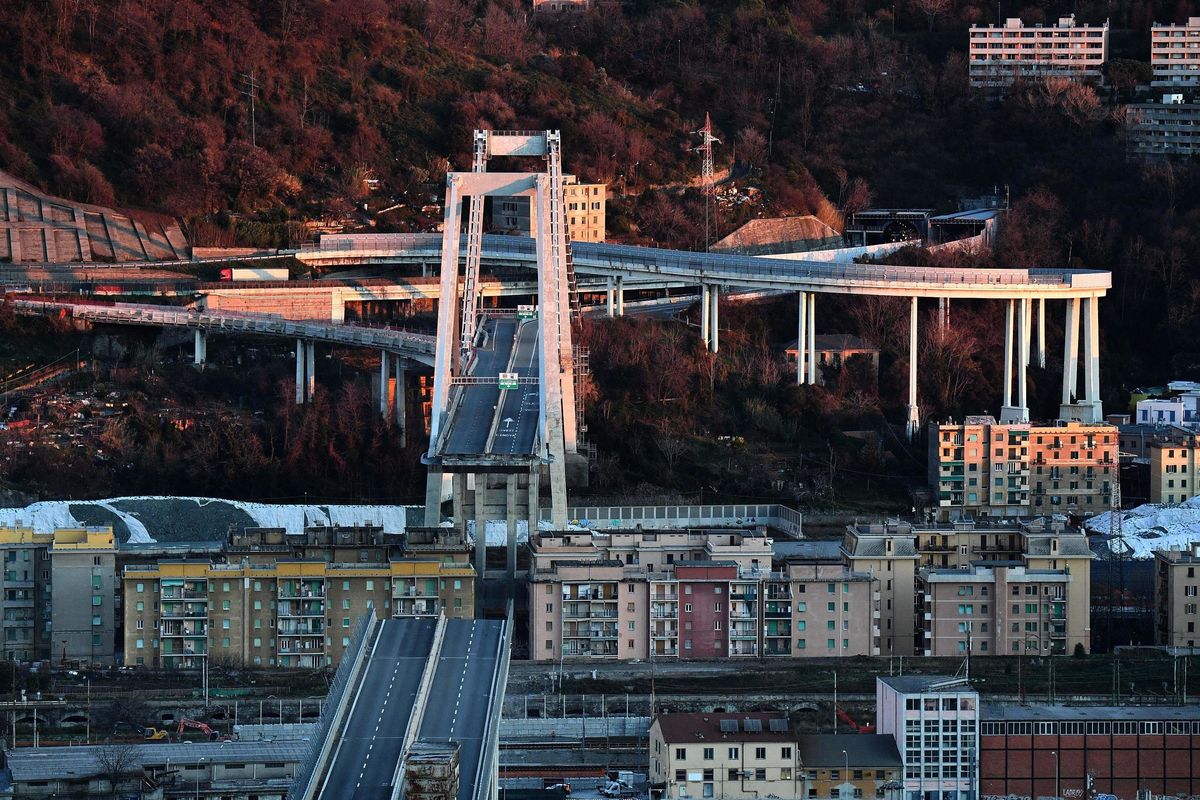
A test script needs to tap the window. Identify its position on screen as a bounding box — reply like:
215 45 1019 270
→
728 769 740 781
781 768 793 781
754 768 766 781
703 769 714 781
675 770 686 782
703 748 714 760
782 747 792 759
675 749 687 760
703 785 714 798
755 747 767 760
728 747 739 759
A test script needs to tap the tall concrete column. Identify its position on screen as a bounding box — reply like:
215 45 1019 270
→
394 357 407 448
938 297 950 332
806 293 817 386
305 341 316 402
193 330 207 367
295 338 305 405
473 474 488 581
708 284 720 354
1036 298 1047 369
1061 298 1081 416
379 350 391 420
1002 299 1014 410
527 468 541 536
1083 295 1101 418
615 276 625 316
701 284 711 349
907 296 920 441
797 291 807 385
1017 297 1029 416
506 474 518 579
606 277 615 318
425 471 445 526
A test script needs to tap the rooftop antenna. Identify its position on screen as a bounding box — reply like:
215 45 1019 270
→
693 113 720 251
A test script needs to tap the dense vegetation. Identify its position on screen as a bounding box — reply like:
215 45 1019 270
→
4 0 1200 503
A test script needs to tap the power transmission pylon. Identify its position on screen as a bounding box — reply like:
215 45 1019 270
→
239 70 260 147
693 113 720 251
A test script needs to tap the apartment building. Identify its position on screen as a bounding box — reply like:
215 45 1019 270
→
928 417 1117 520
840 526 920 657
491 176 606 243
876 676 980 800
1150 435 1200 503
1128 95 1200 158
122 558 475 668
532 0 590 11
528 530 878 662
1153 542 1200 650
649 712 901 800
1153 18 1200 86
968 16 1109 89
843 518 1092 657
0 526 118 665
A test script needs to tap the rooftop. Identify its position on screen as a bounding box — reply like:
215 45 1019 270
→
795 734 902 768
878 675 976 694
981 704 1200 722
654 712 795 744
6 740 308 783
783 334 879 353
773 540 843 562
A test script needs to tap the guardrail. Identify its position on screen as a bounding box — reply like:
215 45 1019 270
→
289 610 378 800
389 612 449 800
544 503 803 537
477 607 513 800
300 232 1111 293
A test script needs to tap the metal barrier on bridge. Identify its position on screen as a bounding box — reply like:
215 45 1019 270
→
542 503 803 538
287 610 376 800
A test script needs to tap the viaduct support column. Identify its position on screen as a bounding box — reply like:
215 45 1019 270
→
506 474 518 579
1016 297 1030 422
193 330 207 367
473 474 488 582
606 277 615 318
1000 300 1014 419
527 469 540 536
797 291 808 385
305 341 316 402
907 296 920 441
295 338 305 405
425 472 446 526
615 277 625 317
701 285 711 349
379 351 391 420
708 284 720 354
1083 295 1102 421
394 356 407 447
1037 298 1047 369
806 293 817 386
1060 298 1081 420
938 297 950 332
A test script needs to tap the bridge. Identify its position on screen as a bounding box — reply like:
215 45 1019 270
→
8 129 1114 547
293 613 510 800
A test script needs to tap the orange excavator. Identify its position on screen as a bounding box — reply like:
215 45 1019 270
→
837 707 876 734
177 718 230 741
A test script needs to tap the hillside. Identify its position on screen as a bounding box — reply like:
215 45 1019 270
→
2 0 1200 397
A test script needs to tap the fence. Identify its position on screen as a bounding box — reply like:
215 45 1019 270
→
286 610 375 800
541 504 803 538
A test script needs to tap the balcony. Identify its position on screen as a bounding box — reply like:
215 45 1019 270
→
562 603 590 619
653 646 679 657
396 600 442 616
394 585 438 599
161 589 207 600
160 604 208 619
763 643 792 656
161 622 208 637
278 584 325 600
730 643 758 656
651 590 679 601
278 622 325 635
652 629 678 639
277 600 324 618
278 642 326 654
765 605 790 619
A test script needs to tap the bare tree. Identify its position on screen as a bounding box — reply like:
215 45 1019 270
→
95 742 140 798
657 435 689 474
911 0 952 31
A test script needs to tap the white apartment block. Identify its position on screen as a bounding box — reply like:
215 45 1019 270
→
876 676 980 800
969 16 1109 89
1153 18 1200 86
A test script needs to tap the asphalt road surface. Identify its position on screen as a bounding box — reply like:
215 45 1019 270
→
443 318 517 455
490 320 539 455
419 619 505 800
320 618 436 800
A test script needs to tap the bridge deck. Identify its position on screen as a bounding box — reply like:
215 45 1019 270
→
320 619 437 800
300 233 1112 299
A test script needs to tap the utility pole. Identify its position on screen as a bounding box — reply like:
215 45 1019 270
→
239 70 260 147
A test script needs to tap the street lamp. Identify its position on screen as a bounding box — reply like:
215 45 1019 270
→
1051 750 1060 800
194 757 206 800
842 749 849 797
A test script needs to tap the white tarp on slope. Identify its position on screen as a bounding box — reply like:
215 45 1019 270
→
0 497 411 544
1086 495 1200 558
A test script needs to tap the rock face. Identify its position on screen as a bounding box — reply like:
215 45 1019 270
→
0 169 189 264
